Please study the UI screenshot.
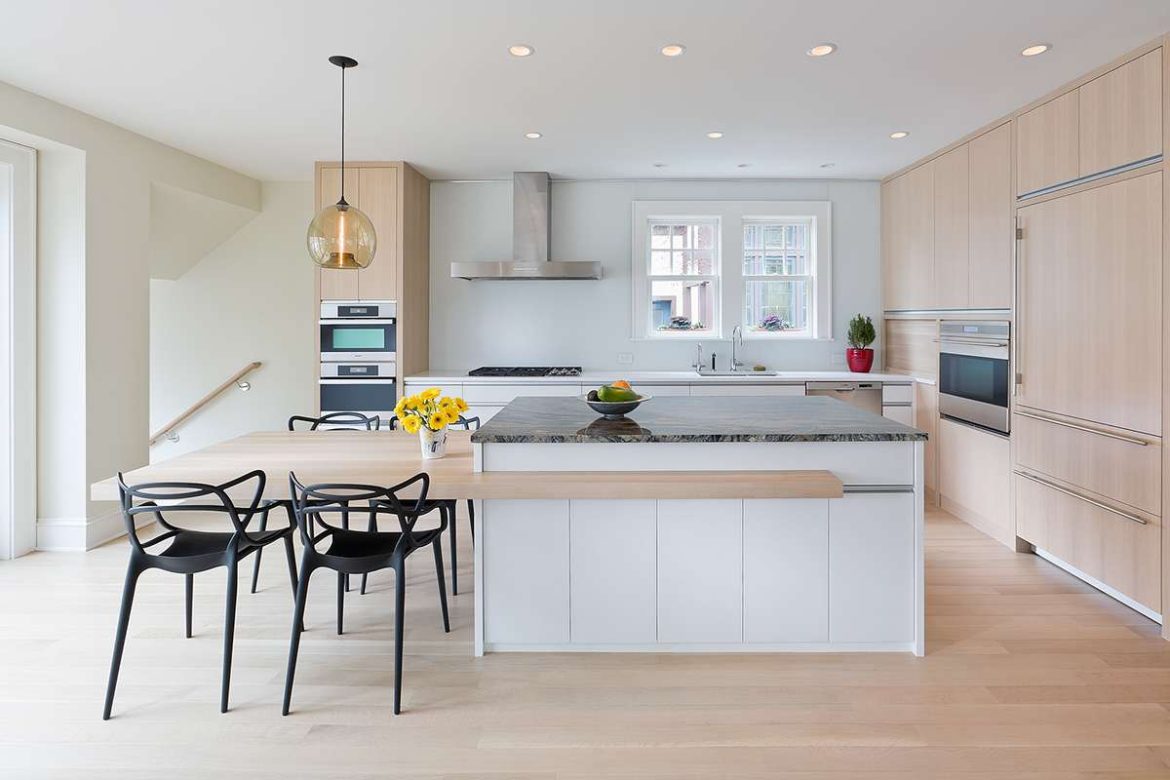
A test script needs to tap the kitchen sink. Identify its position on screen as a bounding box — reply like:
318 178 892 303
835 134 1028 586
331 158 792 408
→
694 369 778 377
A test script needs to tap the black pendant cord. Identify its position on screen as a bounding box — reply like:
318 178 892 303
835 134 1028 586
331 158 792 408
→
339 62 346 205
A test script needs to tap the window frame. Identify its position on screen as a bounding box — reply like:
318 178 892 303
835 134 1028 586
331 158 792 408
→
636 215 722 340
631 200 831 341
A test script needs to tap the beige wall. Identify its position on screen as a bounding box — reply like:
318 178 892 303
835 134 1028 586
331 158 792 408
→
150 181 316 460
0 78 260 549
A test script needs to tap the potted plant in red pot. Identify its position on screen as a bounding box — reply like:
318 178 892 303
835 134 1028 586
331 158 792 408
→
846 314 876 373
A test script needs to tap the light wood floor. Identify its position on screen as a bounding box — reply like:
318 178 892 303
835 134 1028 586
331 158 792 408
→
4 509 1170 778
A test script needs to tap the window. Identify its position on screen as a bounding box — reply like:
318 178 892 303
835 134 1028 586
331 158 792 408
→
632 200 830 340
742 219 814 336
645 220 718 335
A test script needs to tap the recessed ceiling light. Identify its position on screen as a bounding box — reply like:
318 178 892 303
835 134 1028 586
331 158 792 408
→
524 131 542 139
660 44 686 57
508 44 534 57
652 162 668 168
736 163 751 168
889 131 909 139
820 162 835 168
806 43 837 57
706 131 724 139
1021 43 1051 57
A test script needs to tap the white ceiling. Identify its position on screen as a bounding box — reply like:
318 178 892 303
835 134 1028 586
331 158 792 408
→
2 0 1169 182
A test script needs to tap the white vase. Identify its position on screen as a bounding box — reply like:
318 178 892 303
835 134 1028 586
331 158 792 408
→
419 427 448 459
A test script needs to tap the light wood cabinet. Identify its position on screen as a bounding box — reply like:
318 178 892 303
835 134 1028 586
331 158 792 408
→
313 161 430 405
932 146 970 308
883 124 1011 312
356 166 399 301
1016 172 1162 435
882 162 934 311
1015 472 1160 613
967 123 1013 308
938 419 1011 547
1014 409 1161 516
315 166 359 301
1078 49 1162 178
1016 90 1080 196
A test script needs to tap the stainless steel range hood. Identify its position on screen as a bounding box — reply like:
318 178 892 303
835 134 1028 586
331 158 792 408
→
450 172 601 280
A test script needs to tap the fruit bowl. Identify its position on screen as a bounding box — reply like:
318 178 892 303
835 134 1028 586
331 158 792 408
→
579 393 652 420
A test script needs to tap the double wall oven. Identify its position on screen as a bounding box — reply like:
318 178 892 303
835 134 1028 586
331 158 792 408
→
319 300 397 418
938 320 1011 435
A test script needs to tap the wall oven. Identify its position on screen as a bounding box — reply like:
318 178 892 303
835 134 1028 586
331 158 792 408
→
320 300 397 362
938 320 1011 435
319 300 397 418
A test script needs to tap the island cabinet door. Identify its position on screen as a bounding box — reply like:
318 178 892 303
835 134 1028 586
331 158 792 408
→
828 493 915 644
569 500 656 644
657 500 743 643
482 500 570 645
743 499 829 643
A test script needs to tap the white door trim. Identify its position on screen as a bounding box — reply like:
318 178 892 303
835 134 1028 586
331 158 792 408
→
0 138 37 559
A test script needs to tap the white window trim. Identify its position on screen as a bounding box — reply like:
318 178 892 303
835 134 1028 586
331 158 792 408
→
0 139 36 560
631 200 831 341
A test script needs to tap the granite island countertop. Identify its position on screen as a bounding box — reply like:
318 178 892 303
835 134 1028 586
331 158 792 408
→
470 396 928 444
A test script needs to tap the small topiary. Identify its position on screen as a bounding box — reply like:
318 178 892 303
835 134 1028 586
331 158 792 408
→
847 314 876 349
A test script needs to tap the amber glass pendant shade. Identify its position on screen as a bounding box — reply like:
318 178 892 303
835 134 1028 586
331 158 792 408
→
307 200 376 269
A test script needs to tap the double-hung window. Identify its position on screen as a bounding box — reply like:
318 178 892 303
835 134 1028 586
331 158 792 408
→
632 200 831 340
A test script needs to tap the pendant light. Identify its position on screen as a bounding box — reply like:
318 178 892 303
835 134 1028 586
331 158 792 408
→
306 55 376 270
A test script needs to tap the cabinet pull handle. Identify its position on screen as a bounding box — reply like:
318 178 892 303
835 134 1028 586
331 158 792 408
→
1014 470 1148 525
1015 408 1150 446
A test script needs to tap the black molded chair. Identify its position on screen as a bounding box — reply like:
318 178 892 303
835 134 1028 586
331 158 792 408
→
250 412 381 594
103 471 297 719
374 415 478 595
283 471 450 716
287 411 381 431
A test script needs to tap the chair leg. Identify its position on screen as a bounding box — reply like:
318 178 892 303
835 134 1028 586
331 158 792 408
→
360 572 370 595
250 511 269 594
336 572 345 635
103 561 142 720
432 538 450 633
184 573 193 638
341 508 351 592
360 508 377 595
467 499 475 543
221 559 240 714
282 562 313 716
282 535 303 633
448 502 458 596
393 564 406 715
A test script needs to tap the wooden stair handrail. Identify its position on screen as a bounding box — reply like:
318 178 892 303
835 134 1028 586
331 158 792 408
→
150 361 262 445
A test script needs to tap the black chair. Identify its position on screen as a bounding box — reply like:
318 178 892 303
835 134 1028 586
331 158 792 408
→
287 411 381 431
283 471 449 716
374 415 478 595
103 471 298 719
250 411 381 594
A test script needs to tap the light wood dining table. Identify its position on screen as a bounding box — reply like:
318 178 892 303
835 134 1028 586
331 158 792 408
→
89 430 842 502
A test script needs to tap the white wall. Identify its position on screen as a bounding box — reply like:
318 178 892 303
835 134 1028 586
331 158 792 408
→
429 179 880 371
0 77 260 549
150 181 316 459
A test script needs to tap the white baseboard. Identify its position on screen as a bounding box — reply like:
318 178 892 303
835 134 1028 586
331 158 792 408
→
1033 547 1162 624
36 508 147 551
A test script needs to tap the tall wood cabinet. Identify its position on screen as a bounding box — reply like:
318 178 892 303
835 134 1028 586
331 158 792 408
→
313 161 430 399
1016 49 1162 197
882 123 1012 312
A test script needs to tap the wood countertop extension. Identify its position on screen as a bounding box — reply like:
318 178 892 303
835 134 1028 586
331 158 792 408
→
90 431 844 503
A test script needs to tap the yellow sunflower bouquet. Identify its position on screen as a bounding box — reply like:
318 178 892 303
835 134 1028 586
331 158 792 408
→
394 387 469 434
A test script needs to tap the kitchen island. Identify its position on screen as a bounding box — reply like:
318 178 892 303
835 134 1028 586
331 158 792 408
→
470 395 927 656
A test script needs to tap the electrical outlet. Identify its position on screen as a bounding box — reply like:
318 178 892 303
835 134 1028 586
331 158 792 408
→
617 352 634 365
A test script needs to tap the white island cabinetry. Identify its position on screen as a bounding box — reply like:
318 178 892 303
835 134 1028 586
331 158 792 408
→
470 396 926 656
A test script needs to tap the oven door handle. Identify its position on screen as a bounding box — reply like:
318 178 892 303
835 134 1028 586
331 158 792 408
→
937 337 1010 348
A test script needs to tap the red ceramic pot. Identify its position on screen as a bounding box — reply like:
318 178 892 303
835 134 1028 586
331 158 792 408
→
846 348 874 373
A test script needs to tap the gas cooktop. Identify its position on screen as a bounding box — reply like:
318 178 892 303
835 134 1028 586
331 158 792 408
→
468 366 582 377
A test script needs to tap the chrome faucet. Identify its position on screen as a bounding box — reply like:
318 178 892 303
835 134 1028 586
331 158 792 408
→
730 326 744 372
693 342 705 371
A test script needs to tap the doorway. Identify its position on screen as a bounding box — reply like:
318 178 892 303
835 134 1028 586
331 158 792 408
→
0 138 36 559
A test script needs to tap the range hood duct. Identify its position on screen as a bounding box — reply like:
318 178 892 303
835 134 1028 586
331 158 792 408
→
450 172 601 280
